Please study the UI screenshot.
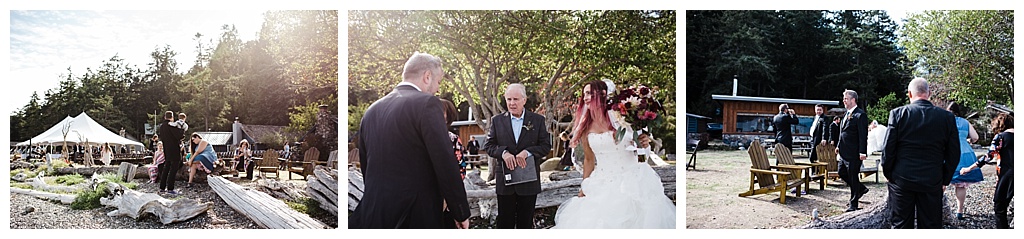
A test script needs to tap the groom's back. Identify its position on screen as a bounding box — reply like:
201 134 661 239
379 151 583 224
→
352 85 464 228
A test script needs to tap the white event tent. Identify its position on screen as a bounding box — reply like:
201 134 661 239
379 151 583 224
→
16 112 144 148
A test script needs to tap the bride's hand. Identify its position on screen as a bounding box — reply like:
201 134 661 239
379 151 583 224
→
578 190 585 197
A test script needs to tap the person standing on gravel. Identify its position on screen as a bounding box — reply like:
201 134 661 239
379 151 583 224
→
157 111 186 195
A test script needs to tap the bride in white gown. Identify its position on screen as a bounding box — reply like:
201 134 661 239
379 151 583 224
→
553 80 676 229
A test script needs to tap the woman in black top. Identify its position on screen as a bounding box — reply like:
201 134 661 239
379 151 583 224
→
959 113 1013 228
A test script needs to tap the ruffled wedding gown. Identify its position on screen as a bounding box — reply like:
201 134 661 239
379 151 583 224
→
553 131 676 229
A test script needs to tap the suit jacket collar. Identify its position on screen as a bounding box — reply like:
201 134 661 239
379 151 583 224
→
911 99 934 107
395 82 421 92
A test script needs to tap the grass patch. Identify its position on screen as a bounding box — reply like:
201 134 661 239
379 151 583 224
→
96 173 138 190
12 183 32 189
287 197 331 218
11 168 37 178
71 183 110 210
56 174 85 185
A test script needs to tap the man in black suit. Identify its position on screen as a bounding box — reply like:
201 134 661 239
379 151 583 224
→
349 52 470 229
484 83 552 229
772 103 800 151
156 111 185 195
837 89 869 212
809 104 827 163
467 136 480 155
881 78 959 229
825 116 841 145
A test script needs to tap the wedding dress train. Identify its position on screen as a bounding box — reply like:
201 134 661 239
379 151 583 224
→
553 131 676 229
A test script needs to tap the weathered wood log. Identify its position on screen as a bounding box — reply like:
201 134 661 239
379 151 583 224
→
11 188 76 204
12 173 30 182
208 175 328 229
307 166 339 216
306 180 339 216
347 168 365 212
11 161 34 170
117 162 138 182
347 165 677 218
800 193 953 229
100 182 212 224
55 165 120 177
255 178 308 202
312 166 338 195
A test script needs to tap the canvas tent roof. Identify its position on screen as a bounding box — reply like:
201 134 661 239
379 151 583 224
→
17 112 143 147
16 116 74 146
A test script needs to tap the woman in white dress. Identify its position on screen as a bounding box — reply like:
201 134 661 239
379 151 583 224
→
553 80 676 229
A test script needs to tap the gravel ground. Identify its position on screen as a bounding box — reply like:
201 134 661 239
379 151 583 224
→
687 149 1013 229
10 176 338 229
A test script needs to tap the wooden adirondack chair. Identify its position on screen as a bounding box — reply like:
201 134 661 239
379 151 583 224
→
739 140 804 204
775 145 828 190
257 150 280 179
326 150 339 169
816 143 841 182
289 147 320 180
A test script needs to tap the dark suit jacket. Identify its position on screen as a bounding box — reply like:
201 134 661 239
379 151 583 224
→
349 85 470 229
158 119 184 163
881 100 960 191
484 111 552 196
467 140 480 154
838 106 869 161
810 114 827 146
825 120 841 144
773 112 799 147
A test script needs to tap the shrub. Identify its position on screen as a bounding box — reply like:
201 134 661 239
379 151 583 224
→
71 183 110 210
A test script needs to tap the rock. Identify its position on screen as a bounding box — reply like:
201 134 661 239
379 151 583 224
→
22 206 35 215
540 158 562 172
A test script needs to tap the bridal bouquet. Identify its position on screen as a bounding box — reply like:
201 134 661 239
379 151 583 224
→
608 84 666 147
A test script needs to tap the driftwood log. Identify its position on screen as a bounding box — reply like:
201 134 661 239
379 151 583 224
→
800 194 954 229
255 178 309 202
307 166 339 216
11 188 77 204
347 165 677 220
208 175 328 229
100 181 212 224
55 165 121 177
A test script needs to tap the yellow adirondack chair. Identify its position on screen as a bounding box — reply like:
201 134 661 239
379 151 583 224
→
739 140 804 204
775 145 828 190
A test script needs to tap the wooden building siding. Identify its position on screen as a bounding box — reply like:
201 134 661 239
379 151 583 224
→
721 101 819 134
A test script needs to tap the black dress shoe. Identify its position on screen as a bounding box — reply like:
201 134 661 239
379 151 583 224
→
845 206 860 212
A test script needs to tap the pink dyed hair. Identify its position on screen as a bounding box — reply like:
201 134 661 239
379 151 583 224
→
570 80 614 147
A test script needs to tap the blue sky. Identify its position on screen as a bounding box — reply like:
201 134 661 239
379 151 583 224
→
7 10 266 114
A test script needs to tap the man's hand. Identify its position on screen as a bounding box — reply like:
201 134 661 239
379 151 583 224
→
502 151 517 170
515 151 529 169
820 140 826 145
456 219 470 229
859 154 867 161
